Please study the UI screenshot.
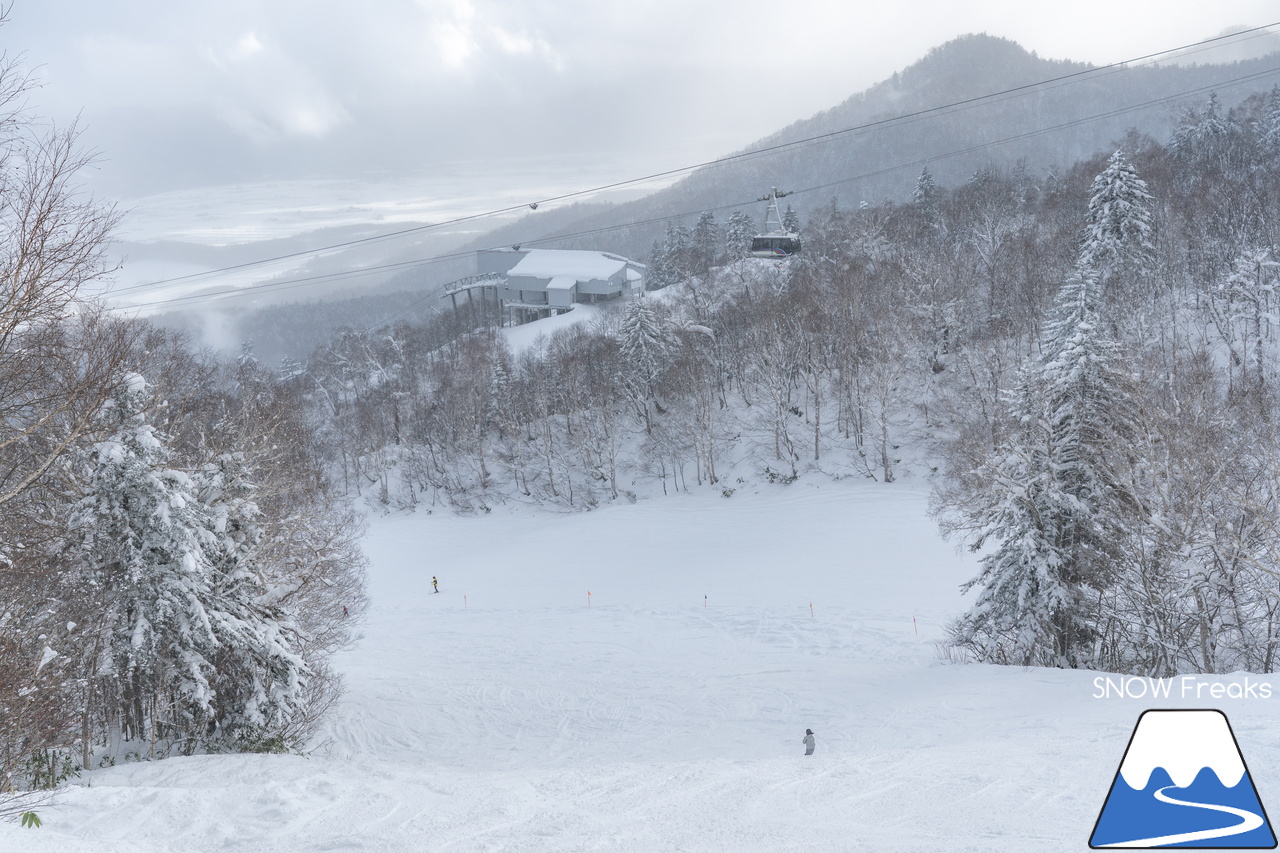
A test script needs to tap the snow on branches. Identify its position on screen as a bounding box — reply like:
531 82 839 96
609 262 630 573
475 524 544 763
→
1079 149 1153 299
70 375 308 748
953 269 1133 667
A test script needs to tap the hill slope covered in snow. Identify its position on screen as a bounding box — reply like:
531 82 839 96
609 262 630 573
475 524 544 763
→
6 480 1279 851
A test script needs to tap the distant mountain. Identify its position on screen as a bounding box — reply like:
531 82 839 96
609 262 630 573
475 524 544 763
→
456 33 1280 264
175 34 1280 362
1160 25 1280 65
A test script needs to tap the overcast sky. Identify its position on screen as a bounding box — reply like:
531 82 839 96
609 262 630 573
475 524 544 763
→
7 1 1280 199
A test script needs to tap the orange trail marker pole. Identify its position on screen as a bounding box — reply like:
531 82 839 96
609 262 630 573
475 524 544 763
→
588 590 592 607
810 602 814 618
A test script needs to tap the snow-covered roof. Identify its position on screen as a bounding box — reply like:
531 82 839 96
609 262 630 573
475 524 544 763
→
507 249 630 282
546 275 577 291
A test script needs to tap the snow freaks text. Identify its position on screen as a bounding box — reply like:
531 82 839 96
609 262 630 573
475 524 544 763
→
1093 677 1273 701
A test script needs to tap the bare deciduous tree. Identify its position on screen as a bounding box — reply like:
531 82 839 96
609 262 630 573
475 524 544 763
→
0 16 134 811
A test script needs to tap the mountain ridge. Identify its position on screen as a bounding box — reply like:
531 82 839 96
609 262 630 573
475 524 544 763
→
449 32 1280 265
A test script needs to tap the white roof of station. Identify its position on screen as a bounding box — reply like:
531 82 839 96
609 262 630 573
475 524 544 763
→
507 249 631 282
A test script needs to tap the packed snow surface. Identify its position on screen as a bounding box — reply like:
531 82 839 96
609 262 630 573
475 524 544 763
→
6 479 1280 851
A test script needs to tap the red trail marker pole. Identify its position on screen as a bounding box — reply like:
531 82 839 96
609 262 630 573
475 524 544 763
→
809 602 814 618
913 616 918 635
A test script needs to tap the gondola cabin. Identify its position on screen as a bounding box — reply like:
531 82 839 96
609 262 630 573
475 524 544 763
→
749 233 801 258
750 187 801 259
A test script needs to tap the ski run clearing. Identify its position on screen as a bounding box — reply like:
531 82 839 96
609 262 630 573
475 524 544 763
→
6 478 1280 852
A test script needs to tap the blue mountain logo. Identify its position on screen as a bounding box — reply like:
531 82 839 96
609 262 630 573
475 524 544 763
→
1091 709 1276 848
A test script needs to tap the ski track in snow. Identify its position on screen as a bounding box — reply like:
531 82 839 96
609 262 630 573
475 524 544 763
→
5 480 1280 851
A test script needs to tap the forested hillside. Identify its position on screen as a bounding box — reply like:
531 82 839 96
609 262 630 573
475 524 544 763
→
294 88 1280 677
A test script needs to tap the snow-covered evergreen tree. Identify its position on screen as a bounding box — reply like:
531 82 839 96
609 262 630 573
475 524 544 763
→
485 354 515 439
954 269 1133 667
691 211 720 276
619 297 674 389
912 166 939 207
70 375 309 749
71 374 222 739
953 373 1081 665
646 239 670 289
617 297 675 433
724 211 755 260
782 204 801 235
911 166 943 237
1037 268 1134 562
1170 92 1233 158
661 222 691 285
194 453 308 748
1078 149 1154 292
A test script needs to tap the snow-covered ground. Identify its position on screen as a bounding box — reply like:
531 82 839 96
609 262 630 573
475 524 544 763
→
501 303 602 354
6 478 1280 851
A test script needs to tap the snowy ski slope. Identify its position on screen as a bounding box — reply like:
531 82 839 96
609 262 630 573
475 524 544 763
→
6 479 1280 851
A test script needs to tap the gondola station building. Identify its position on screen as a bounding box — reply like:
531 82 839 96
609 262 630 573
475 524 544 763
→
477 248 646 324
